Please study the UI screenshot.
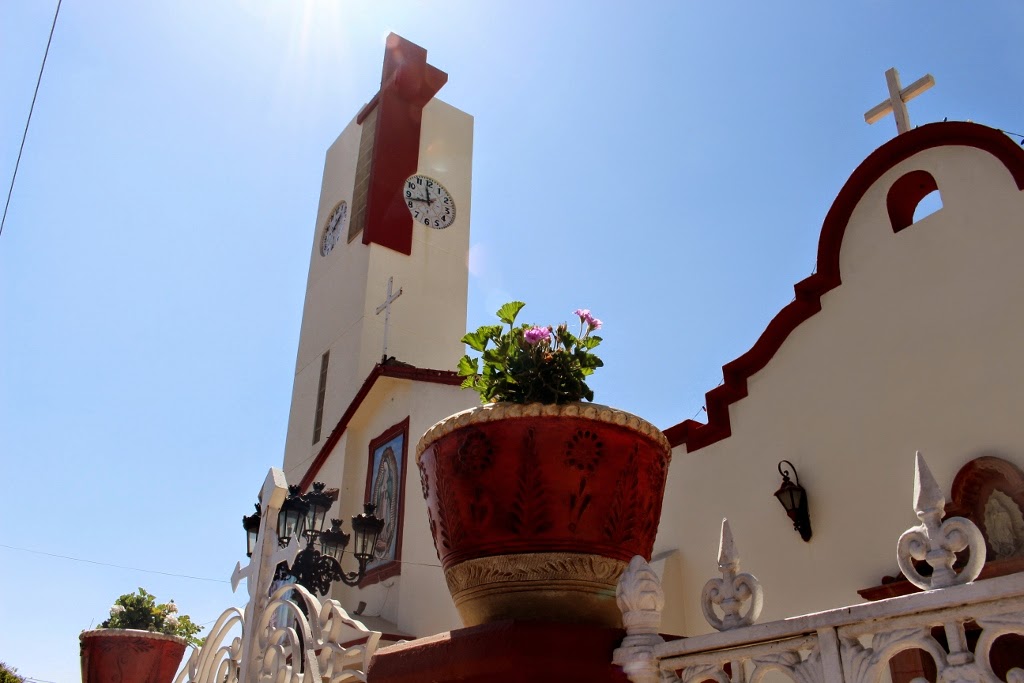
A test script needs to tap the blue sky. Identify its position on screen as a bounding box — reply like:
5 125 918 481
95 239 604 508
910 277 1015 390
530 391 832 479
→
2 1 1022 679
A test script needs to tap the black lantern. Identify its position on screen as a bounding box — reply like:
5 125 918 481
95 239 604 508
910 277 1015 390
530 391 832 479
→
774 460 812 542
302 482 334 541
242 503 262 558
277 485 309 546
319 519 351 561
351 502 386 564
242 483 385 595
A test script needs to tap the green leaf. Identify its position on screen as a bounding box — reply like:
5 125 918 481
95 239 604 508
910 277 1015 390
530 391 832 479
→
584 335 602 350
482 348 505 365
457 355 478 377
496 301 526 326
461 329 491 352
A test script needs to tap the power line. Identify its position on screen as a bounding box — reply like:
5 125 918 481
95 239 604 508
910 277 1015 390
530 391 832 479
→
0 540 441 581
1 0 62 238
0 543 230 584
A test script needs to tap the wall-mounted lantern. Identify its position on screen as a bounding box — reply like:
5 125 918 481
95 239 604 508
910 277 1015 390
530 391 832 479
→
774 460 812 542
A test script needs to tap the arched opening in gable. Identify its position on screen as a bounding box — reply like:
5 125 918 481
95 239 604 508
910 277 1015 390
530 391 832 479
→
887 170 942 232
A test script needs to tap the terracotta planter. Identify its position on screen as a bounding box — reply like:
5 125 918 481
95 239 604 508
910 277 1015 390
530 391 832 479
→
417 402 671 628
80 629 186 683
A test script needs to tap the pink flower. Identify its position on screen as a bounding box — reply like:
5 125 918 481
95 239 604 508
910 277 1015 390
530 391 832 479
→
576 307 602 330
524 326 551 344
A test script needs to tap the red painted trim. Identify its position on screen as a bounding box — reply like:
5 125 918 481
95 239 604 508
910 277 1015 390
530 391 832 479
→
666 122 1024 453
361 417 410 586
297 362 462 490
360 33 448 256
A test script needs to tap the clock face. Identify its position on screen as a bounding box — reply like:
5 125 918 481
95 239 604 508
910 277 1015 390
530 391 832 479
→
320 200 348 256
403 175 456 229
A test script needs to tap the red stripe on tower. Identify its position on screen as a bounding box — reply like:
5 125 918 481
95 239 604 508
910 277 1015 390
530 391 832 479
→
357 34 448 255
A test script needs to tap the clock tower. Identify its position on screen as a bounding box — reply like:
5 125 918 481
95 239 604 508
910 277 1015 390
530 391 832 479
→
281 33 473 483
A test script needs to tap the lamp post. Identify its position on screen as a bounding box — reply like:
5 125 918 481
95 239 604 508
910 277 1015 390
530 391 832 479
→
774 460 812 542
242 481 385 594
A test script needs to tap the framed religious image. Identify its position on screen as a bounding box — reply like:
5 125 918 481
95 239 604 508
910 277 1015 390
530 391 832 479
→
362 417 410 584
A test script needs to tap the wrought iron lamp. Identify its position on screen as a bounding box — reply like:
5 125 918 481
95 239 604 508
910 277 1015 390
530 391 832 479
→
774 460 812 542
243 481 385 594
242 504 262 558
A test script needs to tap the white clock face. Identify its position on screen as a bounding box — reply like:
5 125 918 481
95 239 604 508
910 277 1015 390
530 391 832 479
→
404 175 456 229
320 200 348 256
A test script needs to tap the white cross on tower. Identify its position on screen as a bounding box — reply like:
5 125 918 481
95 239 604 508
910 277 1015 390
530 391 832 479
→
864 67 935 135
375 276 403 361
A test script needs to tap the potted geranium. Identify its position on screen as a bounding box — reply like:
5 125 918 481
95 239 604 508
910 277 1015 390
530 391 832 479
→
417 303 671 628
80 588 202 683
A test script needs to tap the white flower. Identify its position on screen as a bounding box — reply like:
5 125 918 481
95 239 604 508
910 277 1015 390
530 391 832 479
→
110 605 125 616
165 615 179 628
165 602 178 613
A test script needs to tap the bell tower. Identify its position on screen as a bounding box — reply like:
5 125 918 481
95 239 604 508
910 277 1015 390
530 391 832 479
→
282 34 473 479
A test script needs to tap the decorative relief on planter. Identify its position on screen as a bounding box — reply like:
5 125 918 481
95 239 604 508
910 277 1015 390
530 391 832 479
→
432 454 464 551
418 402 672 628
455 429 494 477
418 403 671 569
508 427 553 536
444 551 626 594
418 402 671 457
444 551 630 627
605 444 640 545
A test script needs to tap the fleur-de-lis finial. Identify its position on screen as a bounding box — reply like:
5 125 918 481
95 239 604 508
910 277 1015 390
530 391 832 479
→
897 452 985 590
701 519 763 631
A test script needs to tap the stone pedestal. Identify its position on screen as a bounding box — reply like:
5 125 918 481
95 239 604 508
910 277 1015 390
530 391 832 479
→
366 620 631 683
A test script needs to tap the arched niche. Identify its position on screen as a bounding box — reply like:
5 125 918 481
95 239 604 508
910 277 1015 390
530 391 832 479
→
887 169 941 233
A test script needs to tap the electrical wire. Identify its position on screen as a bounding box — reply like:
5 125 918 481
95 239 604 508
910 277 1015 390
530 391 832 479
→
1 0 62 238
0 543 230 584
0 541 441 580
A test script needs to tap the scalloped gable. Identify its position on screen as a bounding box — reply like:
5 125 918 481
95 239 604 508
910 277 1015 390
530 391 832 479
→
665 122 1024 452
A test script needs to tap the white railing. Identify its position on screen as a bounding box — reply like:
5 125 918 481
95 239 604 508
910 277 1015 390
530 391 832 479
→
175 468 381 683
614 453 1024 683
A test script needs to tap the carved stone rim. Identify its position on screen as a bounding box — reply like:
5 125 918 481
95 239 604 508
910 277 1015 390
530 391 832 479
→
416 402 671 460
80 628 187 644
444 551 628 594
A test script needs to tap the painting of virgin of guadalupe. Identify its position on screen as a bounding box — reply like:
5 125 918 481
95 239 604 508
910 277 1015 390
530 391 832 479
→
363 417 409 583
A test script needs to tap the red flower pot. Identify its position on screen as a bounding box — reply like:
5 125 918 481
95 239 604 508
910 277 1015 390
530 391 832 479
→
80 629 186 683
417 403 671 628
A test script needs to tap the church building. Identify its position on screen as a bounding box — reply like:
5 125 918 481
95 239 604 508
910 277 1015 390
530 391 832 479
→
279 36 1024 680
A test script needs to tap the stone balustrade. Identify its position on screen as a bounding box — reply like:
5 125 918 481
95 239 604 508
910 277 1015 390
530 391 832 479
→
614 453 1024 683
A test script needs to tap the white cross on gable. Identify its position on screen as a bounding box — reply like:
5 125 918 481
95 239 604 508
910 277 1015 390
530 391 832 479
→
375 276 403 361
864 67 935 135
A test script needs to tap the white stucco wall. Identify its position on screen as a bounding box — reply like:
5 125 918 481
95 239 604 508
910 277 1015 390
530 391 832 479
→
655 142 1024 637
318 379 475 637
